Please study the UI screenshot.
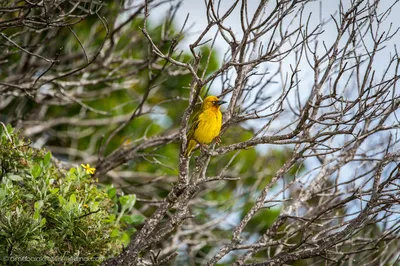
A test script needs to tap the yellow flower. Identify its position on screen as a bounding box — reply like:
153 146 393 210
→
81 164 96 175
83 204 89 209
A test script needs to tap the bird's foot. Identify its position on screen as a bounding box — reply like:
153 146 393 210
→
215 136 221 145
199 143 209 153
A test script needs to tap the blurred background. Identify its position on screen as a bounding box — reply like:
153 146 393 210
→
1 0 400 265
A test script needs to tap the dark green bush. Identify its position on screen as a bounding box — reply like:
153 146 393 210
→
0 124 143 265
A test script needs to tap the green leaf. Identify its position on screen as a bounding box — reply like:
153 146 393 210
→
34 200 44 210
50 188 59 194
110 229 119 238
43 152 51 167
69 194 77 204
127 227 137 236
40 218 46 226
108 187 117 199
131 214 145 224
119 194 136 211
6 123 14 134
104 214 116 223
120 215 132 224
0 188 5 200
67 167 77 180
31 164 41 178
69 167 77 175
121 214 145 225
58 195 66 205
121 232 131 247
7 174 23 181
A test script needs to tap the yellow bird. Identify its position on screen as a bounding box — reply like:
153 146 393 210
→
184 96 226 157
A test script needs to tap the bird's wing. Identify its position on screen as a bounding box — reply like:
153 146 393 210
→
187 111 201 141
186 100 203 140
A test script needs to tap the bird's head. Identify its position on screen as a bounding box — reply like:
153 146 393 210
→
202 96 227 110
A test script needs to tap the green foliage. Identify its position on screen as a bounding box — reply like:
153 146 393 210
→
0 125 143 265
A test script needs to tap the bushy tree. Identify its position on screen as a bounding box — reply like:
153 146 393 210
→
0 123 144 265
1 1 400 266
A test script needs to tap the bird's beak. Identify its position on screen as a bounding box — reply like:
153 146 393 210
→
216 100 227 105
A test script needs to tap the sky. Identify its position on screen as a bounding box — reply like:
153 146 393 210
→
149 0 400 153
149 0 400 116
151 0 400 68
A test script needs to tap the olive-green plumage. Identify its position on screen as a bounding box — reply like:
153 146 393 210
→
184 96 226 157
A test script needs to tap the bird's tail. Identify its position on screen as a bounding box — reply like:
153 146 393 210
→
184 139 197 157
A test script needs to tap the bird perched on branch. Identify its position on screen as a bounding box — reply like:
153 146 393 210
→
184 95 226 157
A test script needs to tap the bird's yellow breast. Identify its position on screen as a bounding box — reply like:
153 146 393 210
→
193 108 222 144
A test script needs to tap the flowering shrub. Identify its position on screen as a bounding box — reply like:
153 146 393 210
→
0 124 143 265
